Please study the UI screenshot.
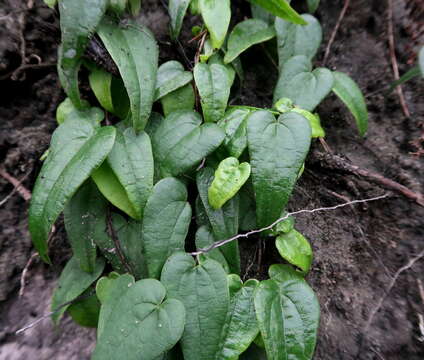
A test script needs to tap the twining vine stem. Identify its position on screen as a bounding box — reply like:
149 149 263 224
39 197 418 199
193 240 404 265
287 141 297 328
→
190 193 390 256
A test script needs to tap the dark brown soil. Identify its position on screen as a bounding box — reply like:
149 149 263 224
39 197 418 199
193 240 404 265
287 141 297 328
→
0 0 423 359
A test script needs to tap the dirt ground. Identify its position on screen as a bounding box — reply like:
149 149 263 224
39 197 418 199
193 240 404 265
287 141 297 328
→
0 0 423 359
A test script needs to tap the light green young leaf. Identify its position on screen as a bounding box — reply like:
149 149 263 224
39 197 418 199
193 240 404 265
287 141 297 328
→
155 61 193 101
217 107 251 158
276 229 313 274
332 71 368 136
161 83 195 116
200 38 215 63
388 67 421 92
197 167 240 274
58 0 108 108
142 178 192 279
51 256 105 324
208 157 251 209
254 265 320 360
29 118 116 263
248 0 306 25
228 274 243 297
169 0 192 39
215 278 260 360
161 252 229 360
199 0 231 49
194 63 234 122
224 19 276 64
247 111 311 227
152 110 225 177
93 278 185 360
98 18 158 132
275 14 322 69
67 290 100 328
56 97 93 125
195 225 230 273
307 0 320 13
291 108 325 138
274 67 334 112
129 0 142 15
44 0 57 8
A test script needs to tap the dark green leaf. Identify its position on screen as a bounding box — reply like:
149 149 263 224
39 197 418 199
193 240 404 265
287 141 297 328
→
275 14 322 68
240 343 268 359
332 71 368 136
248 0 306 24
224 19 276 64
152 110 225 177
247 111 311 227
58 0 108 108
98 19 158 132
142 178 192 279
238 184 257 231
276 229 313 274
251 4 275 25
96 272 121 304
93 278 185 360
307 0 320 13
29 118 116 263
161 252 229 360
155 61 193 101
194 62 234 122
67 291 100 328
51 257 105 324
197 167 240 274
161 83 195 116
199 0 231 49
168 0 192 39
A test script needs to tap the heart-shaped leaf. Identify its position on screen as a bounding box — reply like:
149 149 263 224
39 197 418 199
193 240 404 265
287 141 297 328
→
275 14 322 69
248 0 306 25
51 256 105 324
215 276 260 359
276 229 313 274
161 84 195 116
247 110 311 227
152 110 225 178
98 18 158 132
29 117 116 263
332 71 368 136
194 63 234 123
168 0 192 39
93 277 186 360
58 0 108 108
224 19 276 64
67 290 100 328
254 265 320 360
198 0 231 49
155 61 193 101
197 167 240 274
217 107 252 158
208 157 251 209
142 178 192 279
161 252 229 360
239 184 257 231
274 67 334 112
96 272 121 304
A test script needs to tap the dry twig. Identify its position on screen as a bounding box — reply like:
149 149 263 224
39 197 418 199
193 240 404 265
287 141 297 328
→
0 168 32 203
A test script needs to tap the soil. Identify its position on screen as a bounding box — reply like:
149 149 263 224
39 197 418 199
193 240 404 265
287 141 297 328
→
0 0 423 359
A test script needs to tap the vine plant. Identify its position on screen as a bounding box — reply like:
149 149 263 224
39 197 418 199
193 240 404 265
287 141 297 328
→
30 0 369 359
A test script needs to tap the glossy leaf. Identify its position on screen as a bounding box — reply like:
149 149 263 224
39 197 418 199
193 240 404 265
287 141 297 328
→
217 107 251 158
274 67 334 112
215 277 260 360
29 118 116 263
161 83 195 116
332 71 368 136
169 0 192 39
197 167 240 274
224 19 276 64
208 157 251 209
275 14 322 68
161 252 229 360
155 61 193 101
195 225 230 273
58 0 108 108
51 256 105 324
247 110 311 227
152 110 225 177
254 266 320 360
93 278 185 360
276 229 313 274
194 62 234 122
67 291 100 328
307 0 320 13
98 18 158 132
238 185 257 231
199 0 231 49
142 178 192 279
248 0 306 25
